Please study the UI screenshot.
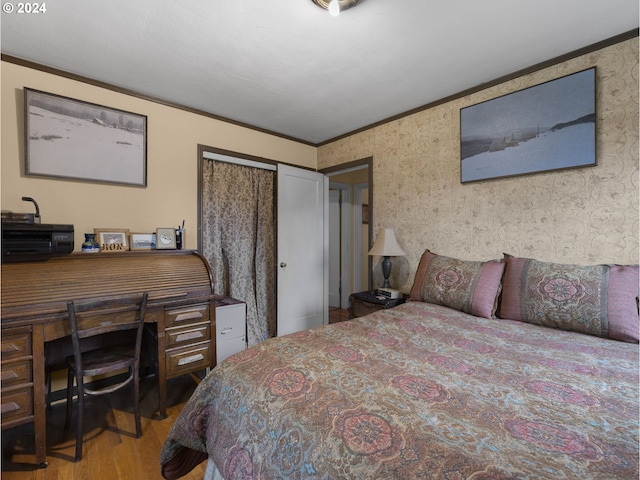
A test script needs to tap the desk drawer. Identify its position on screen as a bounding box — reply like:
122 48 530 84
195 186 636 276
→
1 386 33 424
165 342 212 378
166 323 211 348
1 329 32 361
1 359 32 387
165 304 210 328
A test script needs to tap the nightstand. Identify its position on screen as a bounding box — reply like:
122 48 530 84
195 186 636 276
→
349 290 408 319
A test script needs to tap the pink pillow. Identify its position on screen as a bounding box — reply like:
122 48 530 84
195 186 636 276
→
409 250 505 319
498 255 639 343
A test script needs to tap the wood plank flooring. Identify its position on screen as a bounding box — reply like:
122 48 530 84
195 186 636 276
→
329 307 349 324
1 375 207 480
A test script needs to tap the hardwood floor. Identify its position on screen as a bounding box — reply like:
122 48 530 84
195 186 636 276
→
329 307 349 324
1 375 207 480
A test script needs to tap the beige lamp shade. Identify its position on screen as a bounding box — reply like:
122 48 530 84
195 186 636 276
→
368 228 405 257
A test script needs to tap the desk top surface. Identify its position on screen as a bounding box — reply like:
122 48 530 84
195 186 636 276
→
1 250 215 323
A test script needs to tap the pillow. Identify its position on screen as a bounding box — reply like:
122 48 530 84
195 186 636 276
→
498 254 639 343
409 250 505 319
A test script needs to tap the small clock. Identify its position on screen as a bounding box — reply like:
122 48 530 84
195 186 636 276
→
156 228 176 249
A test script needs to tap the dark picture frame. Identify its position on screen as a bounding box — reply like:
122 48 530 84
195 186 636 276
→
24 87 147 186
460 68 596 183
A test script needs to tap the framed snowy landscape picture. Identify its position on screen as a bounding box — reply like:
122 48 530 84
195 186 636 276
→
24 88 147 186
460 68 595 183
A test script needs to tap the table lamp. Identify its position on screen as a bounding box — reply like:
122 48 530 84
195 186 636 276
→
368 228 405 289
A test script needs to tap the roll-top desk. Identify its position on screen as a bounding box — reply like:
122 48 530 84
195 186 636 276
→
1 250 234 467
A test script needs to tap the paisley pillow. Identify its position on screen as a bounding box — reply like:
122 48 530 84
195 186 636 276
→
498 254 639 343
409 250 505 319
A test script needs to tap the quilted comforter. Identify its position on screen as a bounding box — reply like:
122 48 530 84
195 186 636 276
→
161 301 639 479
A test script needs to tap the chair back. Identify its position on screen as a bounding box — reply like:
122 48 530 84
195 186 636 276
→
66 293 148 379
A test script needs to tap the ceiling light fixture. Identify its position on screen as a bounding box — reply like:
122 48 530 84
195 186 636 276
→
328 0 340 16
311 0 362 16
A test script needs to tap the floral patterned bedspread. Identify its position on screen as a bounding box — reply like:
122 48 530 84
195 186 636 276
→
161 301 639 479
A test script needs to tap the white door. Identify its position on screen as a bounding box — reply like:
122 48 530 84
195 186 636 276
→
277 164 328 336
328 189 341 308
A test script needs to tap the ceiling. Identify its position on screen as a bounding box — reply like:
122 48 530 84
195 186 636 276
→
1 0 638 145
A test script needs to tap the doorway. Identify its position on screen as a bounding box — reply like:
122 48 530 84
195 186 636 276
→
328 187 343 308
321 157 373 314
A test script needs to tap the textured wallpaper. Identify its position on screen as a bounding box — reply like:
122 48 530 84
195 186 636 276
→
318 38 639 293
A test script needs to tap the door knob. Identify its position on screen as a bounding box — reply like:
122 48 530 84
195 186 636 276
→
280 262 287 268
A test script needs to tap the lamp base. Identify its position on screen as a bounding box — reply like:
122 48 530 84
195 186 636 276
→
381 256 392 288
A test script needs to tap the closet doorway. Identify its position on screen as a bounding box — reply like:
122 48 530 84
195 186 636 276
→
321 157 373 309
198 146 327 343
198 148 277 345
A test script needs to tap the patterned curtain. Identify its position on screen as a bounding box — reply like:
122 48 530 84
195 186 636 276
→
201 160 276 345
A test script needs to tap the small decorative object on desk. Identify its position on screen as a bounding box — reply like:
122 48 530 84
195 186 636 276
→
176 220 184 249
94 228 130 252
156 227 176 249
131 233 156 250
81 233 100 253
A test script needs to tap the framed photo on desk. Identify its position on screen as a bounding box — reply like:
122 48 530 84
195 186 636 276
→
94 228 130 252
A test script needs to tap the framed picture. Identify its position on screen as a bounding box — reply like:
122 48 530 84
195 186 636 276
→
362 204 369 224
156 228 176 249
24 88 147 186
131 233 156 250
460 67 596 183
94 228 130 252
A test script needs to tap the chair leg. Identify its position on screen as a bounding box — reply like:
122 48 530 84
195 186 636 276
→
64 369 74 431
74 379 85 462
133 368 141 438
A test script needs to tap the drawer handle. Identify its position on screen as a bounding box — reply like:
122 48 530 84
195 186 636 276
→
1 343 20 354
174 311 205 322
1 370 18 382
1 401 20 414
220 327 233 335
175 331 204 342
177 353 205 366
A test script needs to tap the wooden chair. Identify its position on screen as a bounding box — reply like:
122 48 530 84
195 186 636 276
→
64 292 148 462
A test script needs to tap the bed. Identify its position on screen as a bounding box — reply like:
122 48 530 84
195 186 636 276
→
160 252 639 479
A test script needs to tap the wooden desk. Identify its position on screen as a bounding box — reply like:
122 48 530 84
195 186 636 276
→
1 250 226 467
